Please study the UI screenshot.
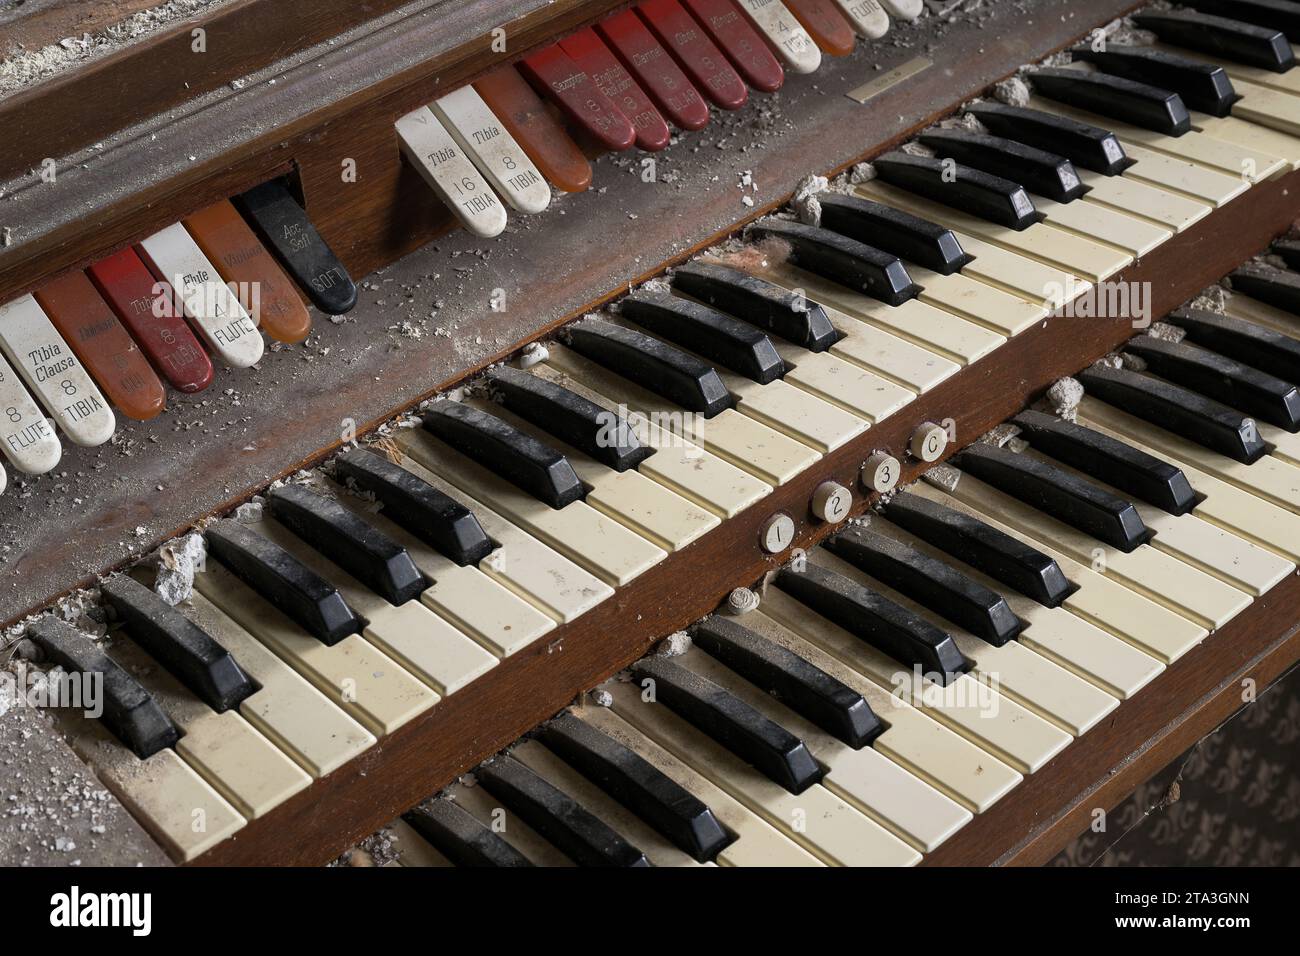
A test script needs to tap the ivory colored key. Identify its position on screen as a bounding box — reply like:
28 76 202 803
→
1119 142 1251 206
431 86 551 214
1077 168 1214 232
739 609 1022 813
34 271 166 421
0 295 115 447
109 641 310 820
472 398 719 551
760 586 1073 774
182 590 375 777
1028 192 1172 257
912 481 1207 665
401 430 666 587
734 0 821 74
256 519 497 696
607 682 921 865
678 648 972 852
775 345 915 423
833 0 889 38
473 66 592 192
821 303 961 392
907 265 1048 336
396 106 507 238
577 704 822 865
0 349 61 475
939 233 1088 310
137 223 265 368
1223 291 1300 338
195 562 437 737
183 200 312 344
1193 110 1300 167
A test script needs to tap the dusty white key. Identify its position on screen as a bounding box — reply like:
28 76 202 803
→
471 398 718 552
810 549 1118 737
678 648 972 852
578 705 823 866
1231 78 1300 138
0 295 114 447
1258 419 1300 468
806 299 960 391
448 781 574 866
256 519 497 695
183 591 374 776
396 106 507 237
388 819 455 867
775 347 914 423
945 234 1088 309
431 86 550 214
1120 143 1250 207
137 224 264 368
739 609 1022 812
834 0 889 38
735 0 821 73
607 682 921 866
912 481 1207 665
110 641 310 820
194 563 437 736
945 469 1251 630
1030 191 1171 257
909 265 1047 335
1078 169 1212 232
1192 112 1300 169
856 181 1129 283
63 714 243 862
538 346 803 493
511 738 709 867
0 348 60 474
767 263 1004 365
400 430 666 587
1224 292 1300 338
880 0 920 17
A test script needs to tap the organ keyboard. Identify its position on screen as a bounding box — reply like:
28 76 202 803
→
3 0 1300 868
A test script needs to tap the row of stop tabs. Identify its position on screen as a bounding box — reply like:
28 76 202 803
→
0 180 356 491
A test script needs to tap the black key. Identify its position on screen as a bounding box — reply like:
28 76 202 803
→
487 366 651 473
817 194 973 275
1230 262 1300 317
1132 11 1294 73
1272 239 1300 272
966 102 1133 175
538 712 730 862
774 562 968 681
1079 364 1268 464
1071 45 1238 118
26 617 179 760
566 317 733 417
231 180 357 314
872 151 1042 230
826 526 1024 647
917 130 1088 203
689 616 882 748
100 575 255 713
882 491 1075 607
1125 335 1300 431
1182 0 1300 43
403 800 534 867
422 402 584 510
475 754 649 866
746 219 919 305
206 519 362 646
1030 67 1191 136
620 291 785 384
266 484 426 604
632 656 823 793
953 442 1151 552
669 261 839 351
333 448 492 566
1012 409 1198 515
1166 307 1300 382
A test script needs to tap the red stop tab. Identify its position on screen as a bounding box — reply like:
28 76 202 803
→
596 10 711 132
783 0 856 56
638 0 748 111
519 44 637 151
87 248 214 394
680 0 784 93
559 29 671 152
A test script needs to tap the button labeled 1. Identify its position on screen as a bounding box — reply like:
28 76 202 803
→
811 481 852 523
760 513 797 554
910 422 949 462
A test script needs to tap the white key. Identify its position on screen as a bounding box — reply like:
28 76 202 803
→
138 223 264 368
949 234 1089 308
395 105 508 238
1193 112 1300 169
908 265 1048 335
1078 169 1212 233
0 347 60 474
879 0 920 18
183 591 375 776
1030 191 1171 257
0 295 114 447
833 0 889 38
430 86 551 214
1121 142 1250 207
0 462 5 495
1224 292 1300 339
1230 77 1300 138
775 345 915 423
735 0 821 74
821 302 961 391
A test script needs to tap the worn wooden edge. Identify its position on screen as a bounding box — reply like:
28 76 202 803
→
0 0 183 51
188 170 1300 866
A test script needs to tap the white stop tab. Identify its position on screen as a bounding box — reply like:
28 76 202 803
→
880 0 922 21
137 223 264 369
396 106 508 238
0 346 60 475
0 295 114 448
834 0 890 39
734 0 821 74
431 86 551 215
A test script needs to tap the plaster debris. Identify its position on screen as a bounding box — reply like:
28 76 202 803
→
1146 321 1187 343
992 76 1031 107
589 689 614 708
640 277 672 295
1190 284 1230 314
655 631 692 657
922 465 962 493
725 587 760 615
848 162 877 185
233 499 264 524
1119 351 1148 372
901 141 936 158
791 174 829 226
517 342 548 369
153 533 206 606
981 423 1022 447
1045 376 1085 422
